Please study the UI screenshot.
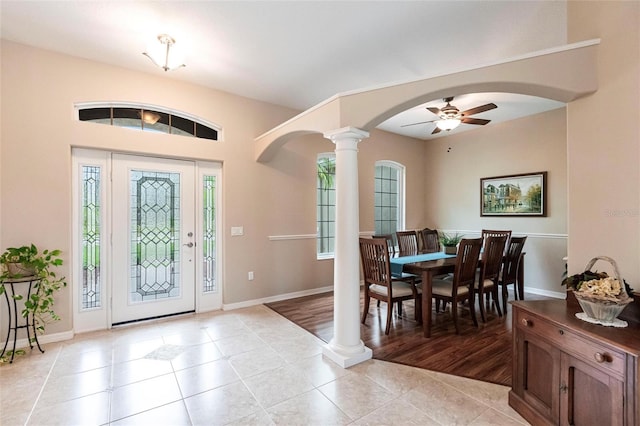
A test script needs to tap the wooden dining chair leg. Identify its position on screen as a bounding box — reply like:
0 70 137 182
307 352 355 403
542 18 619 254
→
397 301 403 316
501 285 509 316
469 293 478 328
451 299 460 334
478 291 487 323
362 295 371 324
435 299 441 313
493 286 503 317
416 297 422 323
385 303 393 335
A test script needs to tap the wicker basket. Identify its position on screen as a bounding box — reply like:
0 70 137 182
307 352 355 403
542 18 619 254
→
574 256 632 323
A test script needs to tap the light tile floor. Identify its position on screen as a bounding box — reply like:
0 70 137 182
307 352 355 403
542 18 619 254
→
0 305 530 425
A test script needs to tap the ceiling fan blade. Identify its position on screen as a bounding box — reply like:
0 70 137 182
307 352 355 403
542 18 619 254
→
401 119 437 127
431 126 442 135
461 103 497 116
426 107 441 116
461 117 491 125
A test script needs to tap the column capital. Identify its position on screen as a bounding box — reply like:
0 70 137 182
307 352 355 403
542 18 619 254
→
323 127 369 143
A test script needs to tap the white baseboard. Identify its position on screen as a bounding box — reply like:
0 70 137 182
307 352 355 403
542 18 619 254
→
1 330 74 354
524 286 565 299
223 285 334 310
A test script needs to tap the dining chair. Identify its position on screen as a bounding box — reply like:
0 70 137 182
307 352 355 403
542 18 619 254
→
396 230 419 256
372 234 416 310
474 235 507 322
359 237 421 335
481 229 512 253
498 236 527 313
431 238 482 334
420 228 440 253
373 234 395 256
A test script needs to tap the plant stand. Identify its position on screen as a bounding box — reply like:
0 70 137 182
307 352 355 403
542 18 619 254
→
1 275 44 363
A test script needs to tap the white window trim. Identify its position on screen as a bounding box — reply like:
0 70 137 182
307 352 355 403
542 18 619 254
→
374 160 406 233
317 152 336 259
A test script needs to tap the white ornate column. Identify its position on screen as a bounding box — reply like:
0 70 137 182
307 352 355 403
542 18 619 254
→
321 126 372 368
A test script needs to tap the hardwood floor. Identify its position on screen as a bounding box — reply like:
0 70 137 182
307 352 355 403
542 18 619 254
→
265 290 553 386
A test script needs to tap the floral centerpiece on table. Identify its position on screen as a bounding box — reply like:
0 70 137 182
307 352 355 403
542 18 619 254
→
562 256 633 324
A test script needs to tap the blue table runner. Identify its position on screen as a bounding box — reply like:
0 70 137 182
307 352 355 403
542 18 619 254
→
389 252 456 276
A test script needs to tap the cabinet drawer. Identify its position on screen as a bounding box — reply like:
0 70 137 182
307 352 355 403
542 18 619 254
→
515 309 626 378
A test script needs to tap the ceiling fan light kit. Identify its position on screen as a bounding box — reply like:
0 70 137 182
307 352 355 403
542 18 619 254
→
402 96 498 135
436 118 461 131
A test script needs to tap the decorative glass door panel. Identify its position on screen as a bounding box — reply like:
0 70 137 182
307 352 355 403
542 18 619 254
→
112 155 195 324
131 170 181 302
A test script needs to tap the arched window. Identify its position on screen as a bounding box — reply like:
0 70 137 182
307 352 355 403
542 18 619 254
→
75 102 221 141
375 161 405 237
317 153 336 258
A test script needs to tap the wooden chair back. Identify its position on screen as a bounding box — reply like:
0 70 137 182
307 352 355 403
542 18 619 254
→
420 228 440 253
481 229 512 252
396 230 419 256
481 235 508 282
373 234 395 256
360 237 392 287
476 235 508 322
452 238 483 293
502 236 527 284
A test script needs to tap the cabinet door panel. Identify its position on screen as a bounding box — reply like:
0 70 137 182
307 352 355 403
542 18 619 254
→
561 353 624 426
517 330 560 422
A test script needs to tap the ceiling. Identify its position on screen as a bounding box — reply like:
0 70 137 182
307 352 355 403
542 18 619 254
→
0 1 568 140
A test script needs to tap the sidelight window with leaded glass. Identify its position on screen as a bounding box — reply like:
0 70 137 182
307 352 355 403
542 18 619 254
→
203 175 217 293
81 165 102 310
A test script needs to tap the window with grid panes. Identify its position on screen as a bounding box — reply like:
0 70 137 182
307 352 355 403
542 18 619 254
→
317 154 336 258
375 161 405 240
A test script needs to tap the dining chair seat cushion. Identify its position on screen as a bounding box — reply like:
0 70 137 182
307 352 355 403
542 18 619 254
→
474 271 496 288
369 281 415 298
431 278 470 297
474 278 496 289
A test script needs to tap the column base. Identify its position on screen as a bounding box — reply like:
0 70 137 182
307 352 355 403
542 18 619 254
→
322 341 373 368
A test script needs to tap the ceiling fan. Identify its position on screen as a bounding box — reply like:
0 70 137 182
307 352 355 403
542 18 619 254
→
402 96 497 134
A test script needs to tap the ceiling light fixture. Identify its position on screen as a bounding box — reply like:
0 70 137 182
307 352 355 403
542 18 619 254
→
436 118 461 131
143 34 186 72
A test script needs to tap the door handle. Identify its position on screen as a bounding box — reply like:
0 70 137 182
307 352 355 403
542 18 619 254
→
183 242 194 248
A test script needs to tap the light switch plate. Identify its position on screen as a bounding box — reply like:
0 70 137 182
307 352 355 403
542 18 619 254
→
231 226 244 236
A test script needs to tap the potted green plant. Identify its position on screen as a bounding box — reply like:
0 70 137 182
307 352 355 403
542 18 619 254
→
439 232 463 255
0 244 67 336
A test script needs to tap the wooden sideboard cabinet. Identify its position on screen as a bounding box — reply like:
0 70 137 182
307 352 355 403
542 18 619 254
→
509 300 640 425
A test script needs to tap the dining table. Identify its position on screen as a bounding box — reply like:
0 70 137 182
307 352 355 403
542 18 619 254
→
390 251 526 338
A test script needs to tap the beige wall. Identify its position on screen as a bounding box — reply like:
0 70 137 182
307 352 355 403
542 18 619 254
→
567 1 640 286
2 1 638 338
423 108 568 294
0 41 425 336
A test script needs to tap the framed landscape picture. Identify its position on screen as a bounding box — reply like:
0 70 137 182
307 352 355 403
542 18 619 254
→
481 171 547 217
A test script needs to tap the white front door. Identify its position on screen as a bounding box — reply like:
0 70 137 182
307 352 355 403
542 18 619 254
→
111 154 196 324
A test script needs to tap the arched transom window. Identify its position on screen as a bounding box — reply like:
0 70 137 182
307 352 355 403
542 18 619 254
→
76 102 221 141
